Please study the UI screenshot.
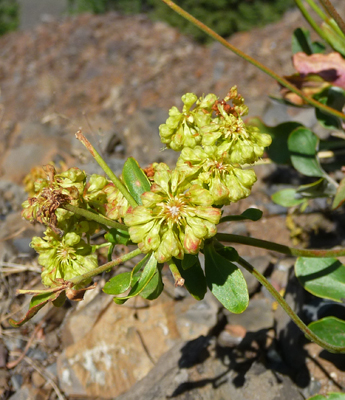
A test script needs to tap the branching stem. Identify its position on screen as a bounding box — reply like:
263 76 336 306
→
216 233 345 257
237 256 345 353
69 248 142 286
75 130 138 208
62 204 128 231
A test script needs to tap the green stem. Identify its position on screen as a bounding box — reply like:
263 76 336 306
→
216 233 345 257
160 0 345 121
75 131 138 208
69 247 142 286
294 0 329 42
167 259 185 286
319 0 345 37
304 0 327 20
237 256 345 353
62 204 128 231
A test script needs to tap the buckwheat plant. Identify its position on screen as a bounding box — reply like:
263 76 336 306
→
13 0 345 355
13 85 345 354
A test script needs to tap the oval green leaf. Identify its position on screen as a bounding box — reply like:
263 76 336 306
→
288 127 325 177
181 253 198 270
315 87 345 130
140 264 164 300
9 291 61 327
175 257 207 301
114 252 157 304
296 178 337 199
295 257 345 302
271 188 306 207
220 208 263 223
308 317 345 348
204 242 248 313
248 117 302 164
122 157 151 205
103 272 132 295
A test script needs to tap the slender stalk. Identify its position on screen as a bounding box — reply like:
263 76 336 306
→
216 233 345 257
294 0 329 42
319 0 345 37
62 204 128 231
161 0 345 121
237 256 345 353
304 0 327 20
167 259 185 286
75 130 138 208
69 247 142 285
305 0 343 37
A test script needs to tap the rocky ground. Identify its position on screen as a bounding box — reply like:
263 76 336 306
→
0 4 345 400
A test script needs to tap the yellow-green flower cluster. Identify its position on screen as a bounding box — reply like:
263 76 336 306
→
124 164 221 263
31 229 98 288
22 166 130 287
158 86 271 206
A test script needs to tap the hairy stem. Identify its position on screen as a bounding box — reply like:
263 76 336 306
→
75 130 138 208
160 0 345 121
237 256 345 353
69 247 142 285
62 204 128 231
216 233 345 257
319 0 345 37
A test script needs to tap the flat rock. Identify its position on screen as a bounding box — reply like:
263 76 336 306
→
116 336 304 400
225 298 274 333
57 292 218 398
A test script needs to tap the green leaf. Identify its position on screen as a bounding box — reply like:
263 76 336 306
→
291 28 326 55
122 157 151 205
271 188 306 207
248 117 302 164
104 228 131 245
140 264 164 300
181 253 198 270
204 242 248 314
288 127 325 177
308 317 345 347
295 257 345 302
175 257 207 301
113 252 157 304
333 177 345 209
311 42 326 54
215 245 239 262
292 28 313 55
315 87 345 130
220 207 263 223
131 253 150 286
9 291 61 328
103 272 132 295
52 291 67 307
296 178 337 199
308 394 345 400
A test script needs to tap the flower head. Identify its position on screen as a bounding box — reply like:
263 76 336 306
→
124 163 221 263
31 228 98 288
201 87 272 165
159 93 217 151
177 145 257 205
